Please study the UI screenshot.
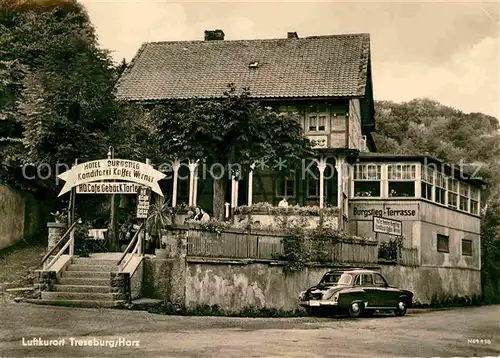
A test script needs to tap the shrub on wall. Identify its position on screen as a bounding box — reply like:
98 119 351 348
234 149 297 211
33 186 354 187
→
274 219 371 272
378 236 404 261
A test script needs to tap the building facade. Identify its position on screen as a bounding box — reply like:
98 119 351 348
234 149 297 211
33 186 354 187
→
116 30 483 301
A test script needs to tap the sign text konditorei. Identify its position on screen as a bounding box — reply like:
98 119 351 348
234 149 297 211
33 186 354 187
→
57 159 166 197
372 216 403 236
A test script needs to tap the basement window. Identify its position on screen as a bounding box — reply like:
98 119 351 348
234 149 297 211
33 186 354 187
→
437 234 449 253
462 239 472 256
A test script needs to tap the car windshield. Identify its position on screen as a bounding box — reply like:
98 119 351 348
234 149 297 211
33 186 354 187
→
337 273 353 285
320 273 342 285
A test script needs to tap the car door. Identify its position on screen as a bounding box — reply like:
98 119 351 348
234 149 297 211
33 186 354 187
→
360 274 377 308
372 273 394 307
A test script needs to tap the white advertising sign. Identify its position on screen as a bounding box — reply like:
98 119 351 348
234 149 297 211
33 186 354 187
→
373 216 403 236
58 159 166 197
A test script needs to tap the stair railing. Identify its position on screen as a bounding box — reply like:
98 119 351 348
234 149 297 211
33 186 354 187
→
42 219 82 270
117 222 145 271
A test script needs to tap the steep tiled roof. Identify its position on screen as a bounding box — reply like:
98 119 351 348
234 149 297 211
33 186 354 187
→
116 33 371 101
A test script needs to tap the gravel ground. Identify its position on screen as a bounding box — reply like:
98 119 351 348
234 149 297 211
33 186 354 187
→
0 302 498 357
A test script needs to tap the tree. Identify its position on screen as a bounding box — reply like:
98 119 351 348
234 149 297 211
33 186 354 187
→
150 85 313 219
0 0 117 195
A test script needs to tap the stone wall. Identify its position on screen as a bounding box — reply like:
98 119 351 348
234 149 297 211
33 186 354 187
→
0 185 46 249
146 229 482 311
380 265 481 305
130 262 144 300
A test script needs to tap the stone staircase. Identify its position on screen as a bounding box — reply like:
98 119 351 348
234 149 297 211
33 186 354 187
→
32 256 126 308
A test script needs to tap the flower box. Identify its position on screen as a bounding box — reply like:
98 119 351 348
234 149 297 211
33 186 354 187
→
233 203 340 230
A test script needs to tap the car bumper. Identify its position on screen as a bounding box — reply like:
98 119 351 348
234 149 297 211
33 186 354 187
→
299 300 338 307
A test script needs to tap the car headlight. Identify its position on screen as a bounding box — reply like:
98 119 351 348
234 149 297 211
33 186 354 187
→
298 291 306 300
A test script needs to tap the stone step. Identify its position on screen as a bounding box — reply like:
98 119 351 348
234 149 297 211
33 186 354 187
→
53 284 110 294
63 271 110 279
42 291 117 301
25 298 126 309
67 264 118 272
58 277 110 286
72 258 119 265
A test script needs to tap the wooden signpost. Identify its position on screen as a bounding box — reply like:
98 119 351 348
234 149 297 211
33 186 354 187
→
136 186 151 254
136 187 151 219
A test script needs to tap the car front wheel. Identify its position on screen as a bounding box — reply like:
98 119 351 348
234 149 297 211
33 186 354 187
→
348 301 364 318
394 300 407 316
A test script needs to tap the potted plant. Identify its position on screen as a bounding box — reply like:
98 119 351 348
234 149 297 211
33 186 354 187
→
146 195 172 257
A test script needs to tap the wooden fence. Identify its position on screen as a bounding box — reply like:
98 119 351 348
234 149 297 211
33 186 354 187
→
185 228 379 264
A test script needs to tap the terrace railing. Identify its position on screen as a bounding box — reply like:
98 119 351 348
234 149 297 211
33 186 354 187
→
185 227 379 264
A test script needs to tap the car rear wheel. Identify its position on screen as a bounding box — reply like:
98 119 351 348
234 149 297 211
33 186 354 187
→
348 301 364 318
394 300 407 316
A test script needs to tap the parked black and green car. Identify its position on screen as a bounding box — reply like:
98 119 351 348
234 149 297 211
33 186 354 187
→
299 269 413 318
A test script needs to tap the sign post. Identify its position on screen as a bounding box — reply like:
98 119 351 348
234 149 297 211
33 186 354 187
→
136 186 151 255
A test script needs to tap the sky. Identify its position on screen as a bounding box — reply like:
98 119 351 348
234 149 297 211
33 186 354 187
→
80 0 500 119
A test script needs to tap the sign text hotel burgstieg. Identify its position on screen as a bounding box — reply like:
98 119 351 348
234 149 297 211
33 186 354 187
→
57 159 166 197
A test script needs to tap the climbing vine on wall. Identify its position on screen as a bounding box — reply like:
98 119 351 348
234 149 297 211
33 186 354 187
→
276 221 370 273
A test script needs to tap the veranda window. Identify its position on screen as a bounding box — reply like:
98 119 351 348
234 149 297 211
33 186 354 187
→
421 166 434 200
277 176 295 198
448 177 458 209
435 172 446 205
388 164 416 197
459 183 469 212
470 187 480 215
307 172 320 197
354 164 381 197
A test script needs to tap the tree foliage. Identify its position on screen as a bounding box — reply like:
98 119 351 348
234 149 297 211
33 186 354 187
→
0 0 117 195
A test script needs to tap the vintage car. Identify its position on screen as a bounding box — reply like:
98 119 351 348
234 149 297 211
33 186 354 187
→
298 269 413 318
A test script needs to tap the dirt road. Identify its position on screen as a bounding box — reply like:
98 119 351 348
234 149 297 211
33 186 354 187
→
0 303 498 357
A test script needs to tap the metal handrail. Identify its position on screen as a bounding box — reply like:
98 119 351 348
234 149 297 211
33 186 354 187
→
121 234 142 271
41 219 81 266
117 222 145 267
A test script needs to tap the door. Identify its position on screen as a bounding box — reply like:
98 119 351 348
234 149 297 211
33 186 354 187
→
372 273 395 307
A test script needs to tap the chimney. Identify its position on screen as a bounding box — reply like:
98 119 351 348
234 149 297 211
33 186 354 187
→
287 32 298 39
204 29 225 41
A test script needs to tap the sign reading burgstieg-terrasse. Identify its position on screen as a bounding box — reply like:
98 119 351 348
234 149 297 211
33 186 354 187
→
351 203 419 220
58 159 166 197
